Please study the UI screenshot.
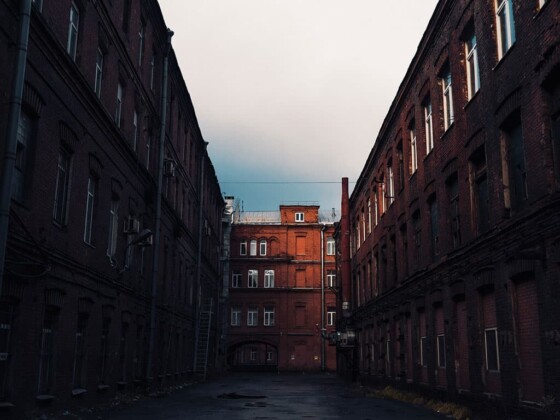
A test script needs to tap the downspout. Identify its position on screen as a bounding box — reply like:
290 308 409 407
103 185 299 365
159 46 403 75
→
320 224 326 371
0 0 32 296
340 178 351 318
146 28 173 387
193 141 208 370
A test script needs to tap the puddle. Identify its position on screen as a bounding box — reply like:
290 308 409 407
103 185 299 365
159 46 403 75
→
218 392 267 399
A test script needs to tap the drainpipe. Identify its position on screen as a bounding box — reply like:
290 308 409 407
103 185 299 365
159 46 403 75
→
340 178 351 318
320 224 326 371
146 28 173 388
0 0 32 297
193 141 208 371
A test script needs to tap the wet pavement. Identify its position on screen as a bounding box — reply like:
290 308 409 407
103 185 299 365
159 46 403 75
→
87 372 446 420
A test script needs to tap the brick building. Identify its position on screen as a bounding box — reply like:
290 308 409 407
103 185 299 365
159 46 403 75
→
337 0 560 416
227 204 337 371
0 0 224 417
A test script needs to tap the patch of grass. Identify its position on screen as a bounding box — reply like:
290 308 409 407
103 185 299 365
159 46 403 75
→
367 386 472 420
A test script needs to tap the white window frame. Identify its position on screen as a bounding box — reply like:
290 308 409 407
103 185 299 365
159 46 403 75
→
327 311 336 326
441 68 454 130
107 199 119 258
264 307 275 326
538 0 547 8
94 48 103 98
424 100 434 155
249 240 257 256
150 54 155 91
410 127 418 173
247 308 258 326
240 240 247 256
259 240 267 256
484 327 500 372
67 3 79 61
231 272 241 288
264 270 275 288
145 136 151 169
387 165 395 206
495 0 516 60
327 271 336 288
295 212 304 222
83 176 96 244
326 237 335 255
465 32 480 100
115 83 122 127
248 269 258 288
367 199 372 234
138 24 144 66
230 307 241 326
420 336 427 367
132 111 138 151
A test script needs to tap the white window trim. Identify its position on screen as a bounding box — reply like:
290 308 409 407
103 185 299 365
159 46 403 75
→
295 212 304 222
484 327 500 372
231 272 241 288
387 165 395 206
327 311 336 326
495 0 516 59
465 33 480 99
264 307 275 326
259 240 267 256
94 48 103 98
424 101 434 155
442 69 454 130
132 111 138 151
247 308 258 326
410 128 418 173
240 240 247 256
248 269 258 288
83 176 95 244
437 334 446 368
230 307 241 326
115 84 123 127
264 270 274 288
107 199 119 258
249 240 257 256
326 238 335 256
67 3 79 60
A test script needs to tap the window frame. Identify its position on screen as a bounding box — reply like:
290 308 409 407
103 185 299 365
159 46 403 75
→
230 307 241 326
264 306 275 326
231 271 241 288
465 30 480 100
484 328 500 372
240 240 247 256
94 48 103 98
424 99 434 155
495 0 516 60
66 2 79 61
326 237 335 255
264 270 275 288
247 307 258 326
248 269 258 288
107 198 119 258
441 66 454 130
410 125 418 174
83 175 96 244
436 334 446 368
295 212 304 222
249 239 257 256
115 83 123 127
259 239 267 256
53 148 71 225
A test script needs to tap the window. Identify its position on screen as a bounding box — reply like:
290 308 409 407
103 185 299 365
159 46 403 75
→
502 117 527 211
367 199 372 234
38 307 58 395
132 111 138 151
230 307 241 326
420 336 427 367
115 83 123 127
249 240 257 256
441 65 454 130
327 308 336 326
264 307 275 326
485 328 500 371
240 240 247 256
538 0 547 8
248 270 258 288
118 322 128 382
247 308 258 326
107 198 119 258
72 314 88 389
470 146 489 233
94 48 103 98
437 334 446 368
83 175 96 244
409 123 418 174
150 53 155 91
99 317 110 385
264 270 275 288
495 0 516 59
229 271 240 288
412 210 421 268
446 174 460 249
387 164 395 206
0 305 13 401
259 240 267 256
327 270 336 288
465 27 480 99
145 136 151 169
67 3 79 60
53 148 71 225
397 142 404 191
373 191 379 226
295 212 304 222
266 351 273 361
428 195 439 260
424 98 434 155
138 23 145 66
13 111 34 202
326 237 335 255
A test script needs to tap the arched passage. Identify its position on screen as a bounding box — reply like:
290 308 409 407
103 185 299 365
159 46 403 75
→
227 340 278 371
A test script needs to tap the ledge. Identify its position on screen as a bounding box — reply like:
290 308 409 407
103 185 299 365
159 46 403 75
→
0 402 15 409
71 388 87 397
97 385 110 392
35 394 55 402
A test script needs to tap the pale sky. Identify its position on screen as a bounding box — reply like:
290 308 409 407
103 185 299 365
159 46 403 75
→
158 0 439 214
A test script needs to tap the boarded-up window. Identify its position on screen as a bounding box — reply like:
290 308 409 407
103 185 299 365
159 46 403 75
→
296 269 306 287
296 236 306 255
295 305 305 327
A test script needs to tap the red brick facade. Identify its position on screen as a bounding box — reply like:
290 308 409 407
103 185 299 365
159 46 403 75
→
338 0 560 416
0 1 224 417
227 205 337 371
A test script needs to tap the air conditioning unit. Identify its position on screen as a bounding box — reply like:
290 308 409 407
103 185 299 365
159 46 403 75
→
124 216 140 234
163 160 175 177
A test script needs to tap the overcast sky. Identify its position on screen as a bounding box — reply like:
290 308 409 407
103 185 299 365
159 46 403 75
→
158 0 439 215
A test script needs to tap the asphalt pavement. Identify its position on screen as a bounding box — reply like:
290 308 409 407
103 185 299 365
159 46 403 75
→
80 372 446 420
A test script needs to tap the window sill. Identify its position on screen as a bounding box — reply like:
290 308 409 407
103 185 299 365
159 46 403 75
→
71 388 87 397
36 394 55 402
0 402 15 408
441 122 454 139
463 90 480 110
97 385 110 392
